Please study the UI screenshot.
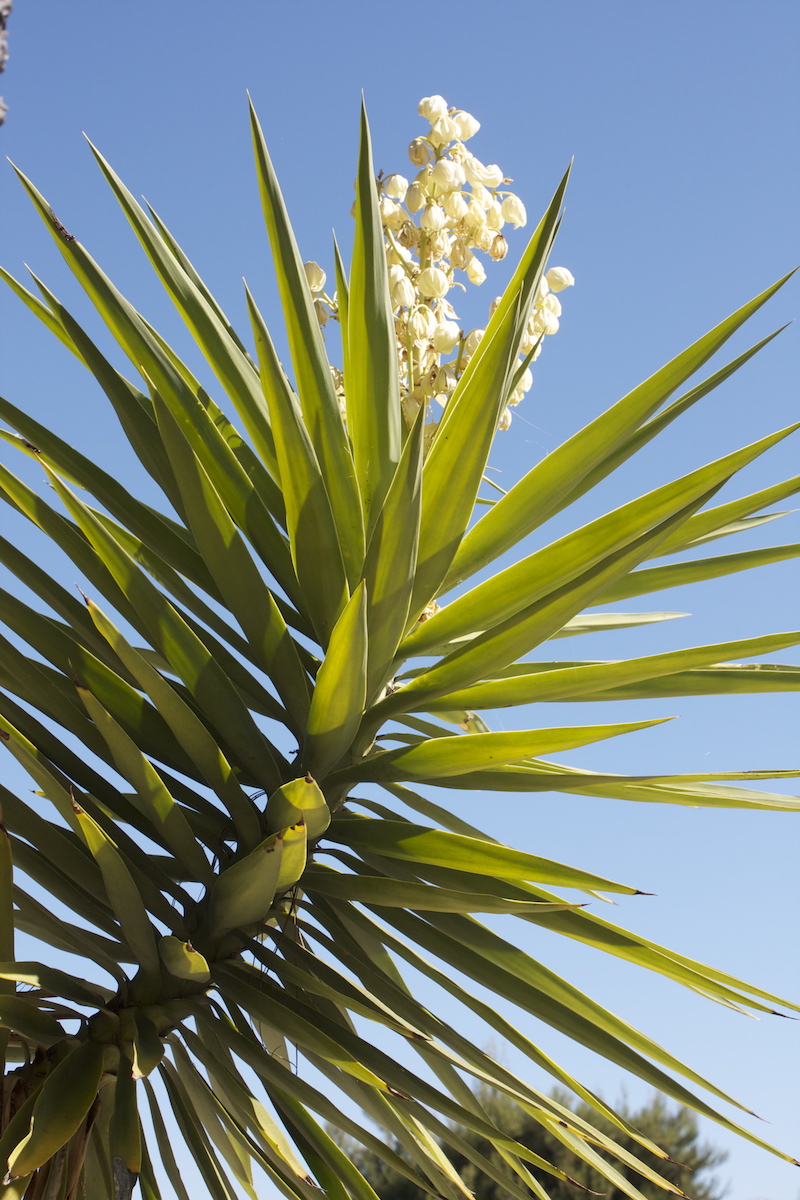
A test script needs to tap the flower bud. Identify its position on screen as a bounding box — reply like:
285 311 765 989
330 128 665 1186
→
304 261 327 293
408 138 430 166
471 225 494 252
500 194 527 229
464 328 485 355
452 111 480 141
485 200 504 231
463 156 504 189
489 234 508 261
397 222 422 249
408 305 437 343
405 182 426 213
426 230 452 259
433 363 457 393
466 256 486 286
450 239 470 268
430 159 466 193
314 299 329 326
417 266 450 299
420 202 447 231
428 115 460 148
545 266 575 292
383 173 409 202
443 191 469 221
543 292 562 317
432 320 461 354
391 276 416 309
418 95 449 122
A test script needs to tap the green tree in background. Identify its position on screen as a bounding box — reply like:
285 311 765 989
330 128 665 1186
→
335 1090 728 1200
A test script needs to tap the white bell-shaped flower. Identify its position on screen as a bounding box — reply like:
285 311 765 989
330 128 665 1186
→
383 174 409 202
465 256 487 286
432 320 461 354
304 261 327 293
471 183 494 210
420 202 447 231
545 266 575 292
471 225 494 252
443 191 469 221
430 159 466 193
485 200 504 231
408 138 430 166
500 194 527 229
418 95 449 122
450 239 470 268
405 182 426 213
391 276 416 309
519 366 533 392
380 198 405 230
464 328 485 355
463 156 504 189
498 407 513 430
417 266 450 299
408 304 438 343
452 111 480 140
543 292 562 317
428 115 460 148
532 307 560 335
464 199 487 229
489 234 508 261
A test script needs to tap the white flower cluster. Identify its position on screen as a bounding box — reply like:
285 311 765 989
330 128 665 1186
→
309 96 574 433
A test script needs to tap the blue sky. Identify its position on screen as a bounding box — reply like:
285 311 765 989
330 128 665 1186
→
1 2 798 1198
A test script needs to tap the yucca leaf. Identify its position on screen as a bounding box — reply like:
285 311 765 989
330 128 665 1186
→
43 466 275 839
72 802 161 980
87 139 280 479
305 582 368 777
362 411 423 700
84 597 263 828
143 1080 194 1200
249 98 365 586
598 541 800 604
565 663 800 700
652 472 800 557
325 816 640 894
378 492 719 719
153 391 311 725
76 685 213 884
160 1061 237 1200
405 423 798 658
425 629 800 710
378 907 792 1158
347 101 402 531
302 865 578 914
448 271 795 587
0 962 112 1007
247 287 350 646
333 718 667 783
549 610 688 639
540 326 791 535
0 393 207 590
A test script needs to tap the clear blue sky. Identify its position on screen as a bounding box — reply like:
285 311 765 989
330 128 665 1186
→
1 3 798 1198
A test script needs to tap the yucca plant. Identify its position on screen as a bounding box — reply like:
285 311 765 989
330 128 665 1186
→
0 94 797 1200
